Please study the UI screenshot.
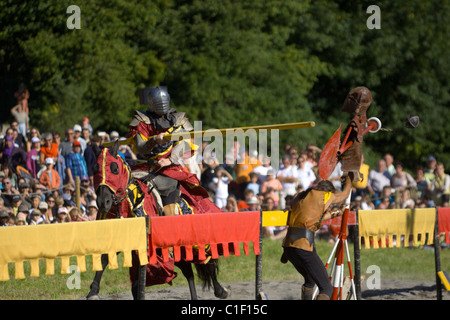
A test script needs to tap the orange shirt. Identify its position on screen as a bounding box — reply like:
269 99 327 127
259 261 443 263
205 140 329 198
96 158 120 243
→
234 155 261 184
40 142 59 159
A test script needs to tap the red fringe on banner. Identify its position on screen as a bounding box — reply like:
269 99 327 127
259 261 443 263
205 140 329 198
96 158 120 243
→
148 211 261 264
439 207 450 244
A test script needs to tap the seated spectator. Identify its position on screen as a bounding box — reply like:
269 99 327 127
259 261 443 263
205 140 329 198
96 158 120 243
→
16 203 29 222
25 127 41 152
1 164 18 189
28 209 43 225
361 194 375 210
415 166 431 200
86 200 98 221
246 172 261 196
69 207 88 222
374 185 395 208
224 195 238 212
433 162 450 206
424 155 437 182
0 210 10 226
253 155 274 185
367 159 391 198
40 133 59 166
261 170 283 207
237 189 254 211
39 158 61 192
1 177 19 207
38 201 53 224
242 195 260 212
55 206 70 223
1 136 27 171
376 196 392 209
390 160 416 191
26 137 41 178
399 189 415 209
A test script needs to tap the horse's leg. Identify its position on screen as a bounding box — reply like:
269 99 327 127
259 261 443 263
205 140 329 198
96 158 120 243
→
86 254 109 300
130 251 147 300
176 260 198 300
206 259 229 299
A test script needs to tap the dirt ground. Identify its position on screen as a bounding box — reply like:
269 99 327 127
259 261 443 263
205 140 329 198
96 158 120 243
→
92 278 449 300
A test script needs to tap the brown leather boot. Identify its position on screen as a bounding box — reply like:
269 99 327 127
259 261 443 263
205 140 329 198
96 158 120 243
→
316 293 330 300
162 203 177 216
302 285 314 300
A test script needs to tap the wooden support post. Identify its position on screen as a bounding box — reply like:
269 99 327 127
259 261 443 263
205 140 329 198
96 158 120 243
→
137 216 149 300
434 207 442 301
75 176 80 210
255 210 263 300
354 209 362 300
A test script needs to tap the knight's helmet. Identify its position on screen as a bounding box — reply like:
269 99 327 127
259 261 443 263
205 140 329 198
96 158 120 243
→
342 86 372 115
148 86 170 115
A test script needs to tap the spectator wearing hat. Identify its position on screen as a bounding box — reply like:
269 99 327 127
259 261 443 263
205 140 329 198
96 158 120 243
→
39 132 59 166
65 140 89 186
18 182 32 209
424 155 437 182
16 203 29 222
110 131 119 141
28 209 43 225
28 193 41 215
55 206 69 223
26 136 41 178
38 201 53 224
39 157 61 191
242 195 260 212
73 124 86 154
81 117 93 134
0 210 10 226
15 217 27 226
86 200 98 221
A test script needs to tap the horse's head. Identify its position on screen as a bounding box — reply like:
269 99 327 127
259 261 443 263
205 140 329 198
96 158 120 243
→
93 141 131 216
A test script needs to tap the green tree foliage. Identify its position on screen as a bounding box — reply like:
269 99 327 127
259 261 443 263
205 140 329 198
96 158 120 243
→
0 0 448 169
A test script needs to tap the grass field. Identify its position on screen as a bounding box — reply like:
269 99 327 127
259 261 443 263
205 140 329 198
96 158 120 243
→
1 238 449 300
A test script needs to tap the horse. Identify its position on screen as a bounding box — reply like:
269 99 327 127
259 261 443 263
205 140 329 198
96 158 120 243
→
86 141 229 300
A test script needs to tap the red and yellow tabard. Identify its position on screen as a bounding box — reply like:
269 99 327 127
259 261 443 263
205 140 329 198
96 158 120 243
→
282 190 334 251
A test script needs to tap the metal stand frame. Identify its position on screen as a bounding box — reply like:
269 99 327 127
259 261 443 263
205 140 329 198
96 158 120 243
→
313 193 357 300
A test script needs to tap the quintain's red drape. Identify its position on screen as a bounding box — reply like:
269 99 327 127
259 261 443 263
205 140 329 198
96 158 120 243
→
149 211 261 264
438 207 450 244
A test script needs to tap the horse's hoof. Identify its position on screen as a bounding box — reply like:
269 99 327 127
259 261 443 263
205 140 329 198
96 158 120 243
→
215 286 230 299
86 294 100 300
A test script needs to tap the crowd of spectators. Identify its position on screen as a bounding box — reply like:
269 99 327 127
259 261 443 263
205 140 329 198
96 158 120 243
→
0 116 129 226
1 87 449 233
196 140 449 239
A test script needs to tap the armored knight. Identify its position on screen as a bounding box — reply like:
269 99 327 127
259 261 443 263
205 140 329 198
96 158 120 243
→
126 86 203 216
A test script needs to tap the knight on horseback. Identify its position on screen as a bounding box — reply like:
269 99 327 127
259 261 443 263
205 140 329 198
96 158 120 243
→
126 86 217 217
